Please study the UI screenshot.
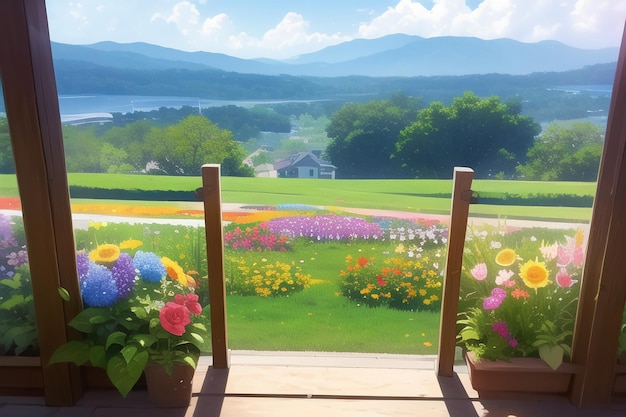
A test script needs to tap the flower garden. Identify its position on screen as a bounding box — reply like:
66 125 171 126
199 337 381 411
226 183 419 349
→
1 199 615 361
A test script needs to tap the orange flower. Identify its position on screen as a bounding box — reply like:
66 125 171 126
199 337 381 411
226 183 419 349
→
511 288 530 299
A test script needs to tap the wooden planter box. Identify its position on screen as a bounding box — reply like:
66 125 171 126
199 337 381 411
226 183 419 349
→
465 351 580 397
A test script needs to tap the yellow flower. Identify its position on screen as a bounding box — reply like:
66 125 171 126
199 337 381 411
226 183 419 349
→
119 239 143 249
575 228 584 247
89 244 120 264
88 220 107 230
162 257 193 287
495 248 517 266
519 258 549 289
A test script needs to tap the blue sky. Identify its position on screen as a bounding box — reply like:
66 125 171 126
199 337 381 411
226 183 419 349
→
46 0 626 59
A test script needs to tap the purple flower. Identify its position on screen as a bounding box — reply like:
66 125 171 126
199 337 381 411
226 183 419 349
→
471 263 488 280
483 288 506 310
111 253 136 299
508 338 518 348
76 252 90 281
492 321 510 339
267 215 383 241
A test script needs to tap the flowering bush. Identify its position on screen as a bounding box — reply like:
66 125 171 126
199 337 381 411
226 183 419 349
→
457 226 584 369
49 242 209 397
373 218 448 251
226 256 311 296
267 214 384 241
340 254 443 311
223 223 290 251
0 214 36 356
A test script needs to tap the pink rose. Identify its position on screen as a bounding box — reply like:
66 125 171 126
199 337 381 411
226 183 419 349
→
174 293 202 315
159 302 191 336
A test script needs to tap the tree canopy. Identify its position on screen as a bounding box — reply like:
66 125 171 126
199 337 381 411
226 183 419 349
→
145 115 251 176
325 93 421 178
395 92 540 178
517 121 604 181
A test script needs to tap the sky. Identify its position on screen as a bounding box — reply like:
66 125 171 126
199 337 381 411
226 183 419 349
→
46 0 626 60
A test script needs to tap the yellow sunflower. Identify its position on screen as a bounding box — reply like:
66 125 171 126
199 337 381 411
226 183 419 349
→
162 257 193 287
119 239 143 249
495 248 517 266
519 258 549 289
89 244 120 264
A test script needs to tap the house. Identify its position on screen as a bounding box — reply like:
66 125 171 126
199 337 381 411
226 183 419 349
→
273 151 336 179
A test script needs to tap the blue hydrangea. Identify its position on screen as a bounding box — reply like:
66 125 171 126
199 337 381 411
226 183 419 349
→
111 253 136 299
80 263 118 307
133 250 165 282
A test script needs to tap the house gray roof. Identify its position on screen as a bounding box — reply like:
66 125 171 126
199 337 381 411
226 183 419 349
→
273 151 336 171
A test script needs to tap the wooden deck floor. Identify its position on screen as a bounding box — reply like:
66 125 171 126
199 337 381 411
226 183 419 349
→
2 351 626 417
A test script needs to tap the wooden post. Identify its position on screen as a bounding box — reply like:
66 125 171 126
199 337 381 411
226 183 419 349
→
201 164 230 368
570 23 626 408
437 167 474 377
0 0 83 405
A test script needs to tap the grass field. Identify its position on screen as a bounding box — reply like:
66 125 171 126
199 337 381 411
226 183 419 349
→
0 173 596 221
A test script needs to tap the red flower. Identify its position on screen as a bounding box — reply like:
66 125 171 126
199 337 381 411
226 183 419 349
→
358 257 369 267
376 274 387 287
174 293 202 315
159 302 191 336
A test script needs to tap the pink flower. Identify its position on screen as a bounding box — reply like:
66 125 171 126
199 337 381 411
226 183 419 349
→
557 245 571 267
509 338 518 348
174 293 202 315
556 268 578 288
159 302 191 336
573 246 585 266
471 263 488 280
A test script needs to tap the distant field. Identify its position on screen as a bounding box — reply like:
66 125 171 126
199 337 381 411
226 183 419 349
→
0 173 596 221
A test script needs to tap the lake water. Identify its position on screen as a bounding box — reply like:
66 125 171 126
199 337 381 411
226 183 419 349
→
56 95 321 123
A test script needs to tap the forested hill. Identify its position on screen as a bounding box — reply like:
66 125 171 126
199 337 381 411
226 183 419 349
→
53 59 617 102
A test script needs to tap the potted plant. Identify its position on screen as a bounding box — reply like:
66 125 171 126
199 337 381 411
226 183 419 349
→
49 242 210 407
456 225 585 395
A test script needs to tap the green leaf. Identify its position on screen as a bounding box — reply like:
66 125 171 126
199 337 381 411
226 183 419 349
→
539 344 564 371
106 351 148 397
459 329 480 342
89 345 106 368
182 355 197 369
0 275 21 290
130 334 157 348
0 294 25 310
48 341 90 366
105 332 127 349
68 308 111 333
120 345 138 365
58 287 71 301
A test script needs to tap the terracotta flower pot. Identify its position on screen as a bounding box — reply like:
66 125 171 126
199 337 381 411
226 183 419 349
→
144 364 195 407
465 351 580 397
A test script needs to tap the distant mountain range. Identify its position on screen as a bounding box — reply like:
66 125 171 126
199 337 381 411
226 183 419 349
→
51 34 618 78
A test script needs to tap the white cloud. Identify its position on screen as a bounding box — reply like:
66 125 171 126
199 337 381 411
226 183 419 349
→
357 0 624 48
151 1 200 36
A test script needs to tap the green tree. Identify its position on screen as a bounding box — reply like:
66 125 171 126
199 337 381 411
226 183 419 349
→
395 92 540 178
62 125 102 172
0 117 15 174
145 115 251 176
101 120 153 170
325 93 421 178
517 121 604 181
